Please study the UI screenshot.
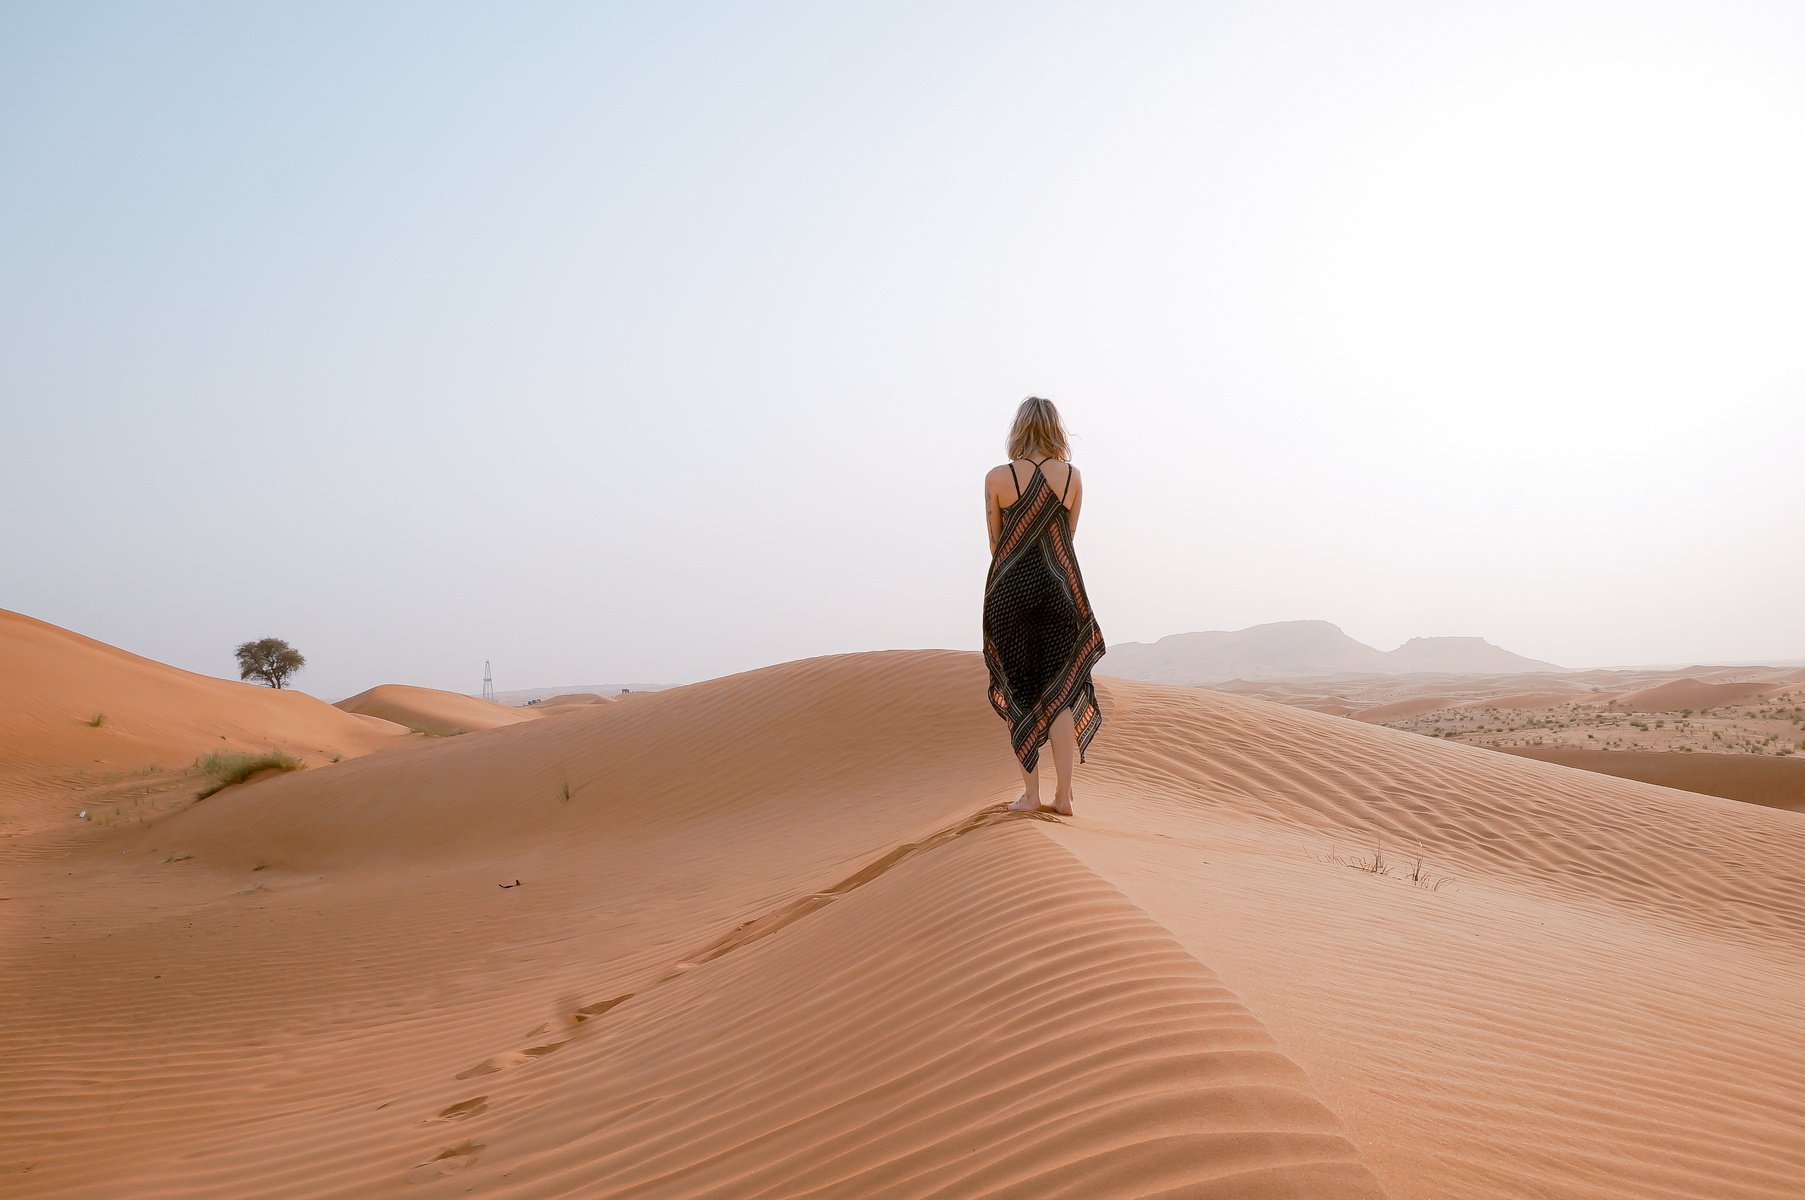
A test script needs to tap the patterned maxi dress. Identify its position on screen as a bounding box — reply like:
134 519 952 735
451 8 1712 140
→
983 458 1106 772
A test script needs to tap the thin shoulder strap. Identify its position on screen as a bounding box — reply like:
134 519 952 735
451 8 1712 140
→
1061 462 1075 503
1008 460 1024 500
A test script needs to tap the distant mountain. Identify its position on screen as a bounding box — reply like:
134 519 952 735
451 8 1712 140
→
1382 636 1561 675
1101 621 1560 684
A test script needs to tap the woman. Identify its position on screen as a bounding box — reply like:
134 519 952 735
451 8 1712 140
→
983 396 1106 817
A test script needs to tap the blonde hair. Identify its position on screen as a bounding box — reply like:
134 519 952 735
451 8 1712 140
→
1005 396 1071 461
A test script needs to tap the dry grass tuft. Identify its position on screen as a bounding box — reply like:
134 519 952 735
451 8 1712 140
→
195 750 303 799
1317 833 1454 891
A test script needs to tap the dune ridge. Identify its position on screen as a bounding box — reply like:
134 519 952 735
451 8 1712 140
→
398 817 1386 1198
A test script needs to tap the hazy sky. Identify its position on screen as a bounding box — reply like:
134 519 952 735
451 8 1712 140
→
4 1 1800 701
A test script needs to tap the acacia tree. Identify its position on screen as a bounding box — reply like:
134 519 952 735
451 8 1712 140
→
236 637 306 690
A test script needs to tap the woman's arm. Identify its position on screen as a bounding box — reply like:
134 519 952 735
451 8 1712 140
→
985 472 1003 555
1065 466 1082 540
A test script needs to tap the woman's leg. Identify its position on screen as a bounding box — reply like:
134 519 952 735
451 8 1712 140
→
1047 703 1077 814
1007 753 1041 812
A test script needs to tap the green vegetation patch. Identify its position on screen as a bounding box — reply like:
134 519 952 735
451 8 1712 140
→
196 750 304 799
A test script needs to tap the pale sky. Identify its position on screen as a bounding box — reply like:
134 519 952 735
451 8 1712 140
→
3 1 1800 701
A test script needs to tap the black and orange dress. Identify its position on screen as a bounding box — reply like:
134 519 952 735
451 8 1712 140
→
983 457 1106 772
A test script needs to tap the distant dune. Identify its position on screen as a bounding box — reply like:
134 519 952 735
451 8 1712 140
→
1498 746 1805 812
335 683 540 736
1613 678 1784 712
1349 696 1463 722
1103 620 1560 684
6 624 1805 1198
1460 690 1584 711
1274 665 1802 822
0 608 408 839
489 683 666 705
534 692 614 708
1352 690 1594 723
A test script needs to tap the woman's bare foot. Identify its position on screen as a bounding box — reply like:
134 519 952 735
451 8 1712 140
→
1047 791 1074 817
1006 792 1040 813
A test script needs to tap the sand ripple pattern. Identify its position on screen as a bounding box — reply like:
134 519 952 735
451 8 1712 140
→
403 816 1385 1198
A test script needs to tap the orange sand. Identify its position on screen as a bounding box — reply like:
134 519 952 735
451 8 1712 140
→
5 623 1805 1198
0 610 408 844
1498 746 1805 812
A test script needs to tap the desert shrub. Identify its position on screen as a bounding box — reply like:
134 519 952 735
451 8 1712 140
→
196 750 303 799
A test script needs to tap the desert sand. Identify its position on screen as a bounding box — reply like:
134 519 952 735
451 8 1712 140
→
5 616 1805 1198
1211 662 1805 813
1492 746 1805 812
336 683 543 736
0 611 411 845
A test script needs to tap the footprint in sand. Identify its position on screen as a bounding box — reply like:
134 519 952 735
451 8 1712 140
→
454 1039 571 1080
455 1052 526 1079
572 994 633 1023
405 1139 481 1184
431 1096 488 1123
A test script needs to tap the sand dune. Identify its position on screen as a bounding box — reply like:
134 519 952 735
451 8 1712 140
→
535 692 614 707
7 635 1805 1198
1302 666 1799 811
1456 690 1584 711
335 682 539 735
1349 689 1604 720
0 608 408 841
1348 696 1457 722
491 684 665 705
1498 746 1805 812
1614 677 1785 711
